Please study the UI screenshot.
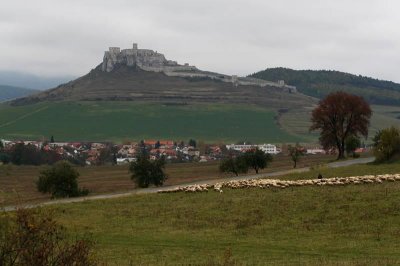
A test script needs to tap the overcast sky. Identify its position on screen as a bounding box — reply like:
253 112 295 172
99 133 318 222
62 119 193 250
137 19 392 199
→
1 0 400 82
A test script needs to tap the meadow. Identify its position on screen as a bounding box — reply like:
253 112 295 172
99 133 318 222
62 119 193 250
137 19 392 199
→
0 101 399 144
279 104 400 143
38 161 400 265
0 154 336 207
0 101 300 143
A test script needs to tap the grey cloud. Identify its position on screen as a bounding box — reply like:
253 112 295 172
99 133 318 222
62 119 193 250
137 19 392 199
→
1 0 400 82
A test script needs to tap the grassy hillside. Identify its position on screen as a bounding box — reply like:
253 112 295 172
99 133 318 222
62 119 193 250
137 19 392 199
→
38 161 400 265
278 105 400 142
0 101 398 144
0 85 37 102
250 68 400 105
0 101 301 143
12 66 314 109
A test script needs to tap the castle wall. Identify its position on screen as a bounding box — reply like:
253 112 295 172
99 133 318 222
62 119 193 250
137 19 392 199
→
101 43 297 92
136 50 166 68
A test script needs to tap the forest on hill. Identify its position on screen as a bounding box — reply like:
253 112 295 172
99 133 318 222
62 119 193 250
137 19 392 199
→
251 68 400 105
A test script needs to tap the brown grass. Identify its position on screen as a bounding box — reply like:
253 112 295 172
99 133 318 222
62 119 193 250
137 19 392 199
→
0 154 336 207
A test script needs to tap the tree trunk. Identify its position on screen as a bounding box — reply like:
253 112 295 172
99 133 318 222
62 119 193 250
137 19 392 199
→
293 160 297 168
337 143 345 160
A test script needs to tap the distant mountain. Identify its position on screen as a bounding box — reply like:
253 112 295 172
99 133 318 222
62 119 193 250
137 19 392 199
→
0 71 75 90
250 68 400 105
0 85 38 102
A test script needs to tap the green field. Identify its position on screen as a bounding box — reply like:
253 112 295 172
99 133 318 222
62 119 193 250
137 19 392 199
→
33 161 400 265
0 101 301 143
279 105 400 143
0 101 399 144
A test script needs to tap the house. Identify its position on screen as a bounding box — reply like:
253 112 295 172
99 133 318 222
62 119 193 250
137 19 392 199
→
258 144 279 154
226 143 278 154
306 148 326 155
145 140 175 148
355 148 368 153
117 157 137 165
144 140 158 147
91 143 106 149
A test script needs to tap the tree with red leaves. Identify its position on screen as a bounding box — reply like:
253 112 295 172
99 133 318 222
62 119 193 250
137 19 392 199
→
310 92 372 160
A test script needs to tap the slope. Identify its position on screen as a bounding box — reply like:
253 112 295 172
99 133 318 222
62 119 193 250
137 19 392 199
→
250 68 400 105
11 65 315 109
0 85 38 102
0 101 301 143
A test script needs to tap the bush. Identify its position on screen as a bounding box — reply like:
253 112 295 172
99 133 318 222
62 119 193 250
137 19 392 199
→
373 127 400 163
36 161 89 198
129 155 167 188
0 153 11 164
345 135 361 158
0 208 98 265
243 149 273 174
219 156 248 176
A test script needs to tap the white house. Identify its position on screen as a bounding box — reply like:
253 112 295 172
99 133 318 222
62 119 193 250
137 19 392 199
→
117 157 137 165
306 148 326 155
258 144 278 154
226 143 278 154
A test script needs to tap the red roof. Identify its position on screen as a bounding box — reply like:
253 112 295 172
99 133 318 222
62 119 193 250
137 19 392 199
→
145 140 174 146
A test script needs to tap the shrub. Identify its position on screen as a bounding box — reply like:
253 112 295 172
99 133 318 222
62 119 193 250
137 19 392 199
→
36 161 89 198
0 153 11 164
345 135 361 158
243 148 273 174
129 155 167 188
0 208 98 265
373 126 400 163
288 144 305 168
219 156 248 176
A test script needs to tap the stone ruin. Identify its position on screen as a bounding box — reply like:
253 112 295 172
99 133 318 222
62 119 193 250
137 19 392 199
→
102 43 197 73
102 43 297 93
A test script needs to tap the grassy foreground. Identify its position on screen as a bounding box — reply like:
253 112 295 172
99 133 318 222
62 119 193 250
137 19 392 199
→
33 162 400 265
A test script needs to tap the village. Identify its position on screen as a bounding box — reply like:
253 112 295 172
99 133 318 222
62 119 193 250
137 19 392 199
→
0 138 369 166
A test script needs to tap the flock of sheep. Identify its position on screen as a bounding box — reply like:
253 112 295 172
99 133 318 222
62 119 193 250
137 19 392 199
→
158 174 400 193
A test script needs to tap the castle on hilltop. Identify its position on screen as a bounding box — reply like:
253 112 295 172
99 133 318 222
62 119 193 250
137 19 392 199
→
102 43 297 93
102 43 197 73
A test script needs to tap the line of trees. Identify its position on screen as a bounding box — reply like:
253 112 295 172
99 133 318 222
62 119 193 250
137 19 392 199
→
0 143 62 165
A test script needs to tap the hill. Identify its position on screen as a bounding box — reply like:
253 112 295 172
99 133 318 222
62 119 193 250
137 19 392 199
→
11 43 311 108
250 68 400 105
0 71 75 90
0 101 301 143
0 85 37 102
11 65 312 109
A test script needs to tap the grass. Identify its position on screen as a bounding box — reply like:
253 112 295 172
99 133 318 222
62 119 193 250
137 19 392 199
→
0 101 398 144
279 104 400 143
3 158 400 264
0 154 336 207
42 169 400 265
278 160 400 180
0 101 301 143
